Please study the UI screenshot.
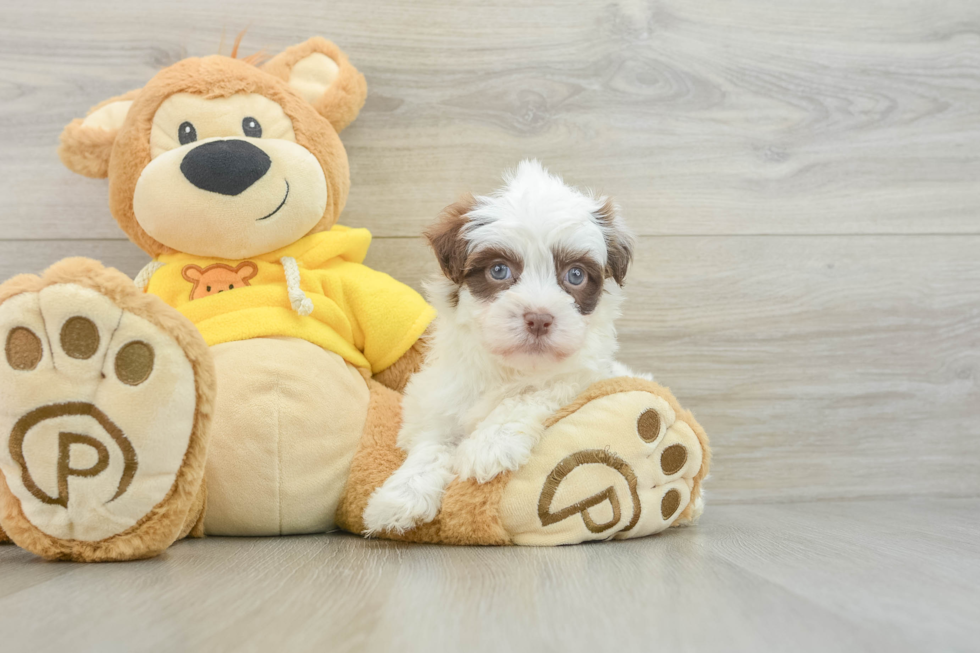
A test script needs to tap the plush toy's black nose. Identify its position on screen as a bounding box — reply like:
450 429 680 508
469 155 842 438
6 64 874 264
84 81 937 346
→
180 139 271 196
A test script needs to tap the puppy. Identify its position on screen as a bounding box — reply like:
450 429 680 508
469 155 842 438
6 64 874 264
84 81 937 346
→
362 160 644 535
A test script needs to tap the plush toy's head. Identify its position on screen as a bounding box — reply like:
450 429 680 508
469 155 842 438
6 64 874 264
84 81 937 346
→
59 37 367 259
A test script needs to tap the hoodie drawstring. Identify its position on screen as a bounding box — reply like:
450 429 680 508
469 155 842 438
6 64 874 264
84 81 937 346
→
280 256 314 316
133 261 166 291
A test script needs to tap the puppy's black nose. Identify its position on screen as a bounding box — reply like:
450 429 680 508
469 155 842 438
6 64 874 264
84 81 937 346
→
180 139 271 196
524 312 554 337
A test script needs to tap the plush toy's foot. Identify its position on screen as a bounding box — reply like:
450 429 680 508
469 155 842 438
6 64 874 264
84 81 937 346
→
0 259 214 561
497 378 710 545
338 377 709 546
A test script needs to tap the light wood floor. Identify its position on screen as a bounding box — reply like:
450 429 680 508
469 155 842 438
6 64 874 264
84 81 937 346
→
2 499 977 652
0 0 978 650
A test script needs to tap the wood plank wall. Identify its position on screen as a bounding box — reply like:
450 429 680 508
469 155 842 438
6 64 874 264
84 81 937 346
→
1 0 977 503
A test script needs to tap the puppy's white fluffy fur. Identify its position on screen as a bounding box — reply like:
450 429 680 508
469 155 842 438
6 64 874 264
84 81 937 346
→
363 161 646 535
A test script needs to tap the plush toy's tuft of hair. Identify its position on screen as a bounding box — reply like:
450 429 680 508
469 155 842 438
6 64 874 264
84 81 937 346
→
227 28 269 66
229 28 246 59
238 51 269 66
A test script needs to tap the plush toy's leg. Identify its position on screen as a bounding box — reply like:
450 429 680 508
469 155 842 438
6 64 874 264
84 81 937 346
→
0 258 215 561
339 377 708 546
336 378 512 544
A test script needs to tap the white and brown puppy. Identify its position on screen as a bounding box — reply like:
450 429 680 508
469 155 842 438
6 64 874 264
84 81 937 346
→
363 160 645 534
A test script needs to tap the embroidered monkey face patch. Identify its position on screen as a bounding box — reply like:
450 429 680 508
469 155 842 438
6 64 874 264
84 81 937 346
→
181 262 258 300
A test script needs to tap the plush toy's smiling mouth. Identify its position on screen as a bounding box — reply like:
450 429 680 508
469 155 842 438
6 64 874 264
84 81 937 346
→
257 180 290 221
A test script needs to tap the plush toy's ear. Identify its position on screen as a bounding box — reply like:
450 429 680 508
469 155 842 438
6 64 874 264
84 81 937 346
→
58 89 141 178
263 37 367 133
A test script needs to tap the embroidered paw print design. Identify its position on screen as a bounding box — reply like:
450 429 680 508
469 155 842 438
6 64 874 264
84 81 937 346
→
537 449 642 534
181 262 257 300
500 387 704 545
0 284 198 542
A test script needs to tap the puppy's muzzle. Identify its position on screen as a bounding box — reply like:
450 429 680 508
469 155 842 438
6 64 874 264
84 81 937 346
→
180 139 271 196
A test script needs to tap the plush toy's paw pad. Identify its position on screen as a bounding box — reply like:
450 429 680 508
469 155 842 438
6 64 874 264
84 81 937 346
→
498 384 704 545
0 282 202 555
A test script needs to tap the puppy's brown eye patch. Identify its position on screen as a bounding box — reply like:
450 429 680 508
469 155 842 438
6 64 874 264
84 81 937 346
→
463 247 524 302
553 248 604 315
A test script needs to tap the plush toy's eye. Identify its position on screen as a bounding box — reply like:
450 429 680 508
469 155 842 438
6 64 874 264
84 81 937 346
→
229 284 235 290
206 285 211 292
242 117 262 138
565 267 586 286
178 121 197 145
489 263 511 281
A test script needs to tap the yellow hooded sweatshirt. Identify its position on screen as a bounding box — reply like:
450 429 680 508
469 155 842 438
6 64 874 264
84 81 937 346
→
144 226 435 374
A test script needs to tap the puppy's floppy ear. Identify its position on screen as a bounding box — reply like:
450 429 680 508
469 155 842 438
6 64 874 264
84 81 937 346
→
425 194 476 285
593 198 634 286
58 88 141 178
263 37 368 133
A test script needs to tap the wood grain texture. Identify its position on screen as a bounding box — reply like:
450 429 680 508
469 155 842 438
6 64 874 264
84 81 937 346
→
2 0 980 239
2 3 978 503
1 499 977 652
1 235 977 504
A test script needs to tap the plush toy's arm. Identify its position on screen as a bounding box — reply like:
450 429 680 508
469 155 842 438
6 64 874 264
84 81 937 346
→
332 261 434 388
372 333 429 392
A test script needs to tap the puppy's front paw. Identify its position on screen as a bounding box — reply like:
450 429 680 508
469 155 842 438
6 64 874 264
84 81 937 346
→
362 465 450 536
454 425 536 484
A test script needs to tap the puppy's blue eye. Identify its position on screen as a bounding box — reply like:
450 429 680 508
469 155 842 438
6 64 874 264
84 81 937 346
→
489 264 511 281
566 267 586 286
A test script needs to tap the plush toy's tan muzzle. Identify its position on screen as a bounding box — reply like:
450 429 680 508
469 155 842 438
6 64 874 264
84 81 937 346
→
133 136 328 259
